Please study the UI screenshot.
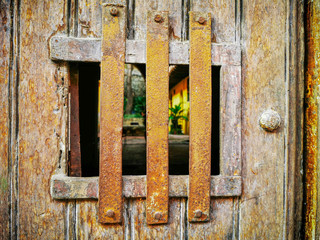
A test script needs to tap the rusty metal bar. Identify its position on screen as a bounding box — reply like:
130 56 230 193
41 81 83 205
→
99 3 126 223
146 11 169 225
188 11 212 223
69 64 81 177
304 1 320 238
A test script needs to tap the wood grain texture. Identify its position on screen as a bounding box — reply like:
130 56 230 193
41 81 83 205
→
0 1 11 239
51 175 242 199
187 198 237 239
49 36 241 65
191 0 236 43
220 65 241 176
130 198 185 239
69 64 81 177
77 200 125 239
78 0 102 38
239 0 287 238
18 0 69 238
286 1 304 239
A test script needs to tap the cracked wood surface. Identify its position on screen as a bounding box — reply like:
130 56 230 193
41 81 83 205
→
0 0 305 239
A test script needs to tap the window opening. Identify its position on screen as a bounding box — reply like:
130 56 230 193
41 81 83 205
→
70 64 220 176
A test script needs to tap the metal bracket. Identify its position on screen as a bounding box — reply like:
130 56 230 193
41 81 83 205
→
146 11 169 225
99 2 126 224
188 11 212 222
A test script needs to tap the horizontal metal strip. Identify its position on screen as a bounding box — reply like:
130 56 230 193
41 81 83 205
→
49 36 241 66
50 174 241 199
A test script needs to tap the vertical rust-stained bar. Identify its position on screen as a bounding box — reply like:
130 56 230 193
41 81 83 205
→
99 1 126 223
188 12 212 222
304 1 320 238
146 11 169 225
69 64 81 177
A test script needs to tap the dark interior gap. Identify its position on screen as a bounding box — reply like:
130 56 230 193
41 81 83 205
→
76 63 220 176
79 62 100 177
211 66 220 175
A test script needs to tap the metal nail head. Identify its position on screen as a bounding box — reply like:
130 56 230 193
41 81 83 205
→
154 14 163 23
154 212 162 220
110 7 118 16
194 210 202 218
198 17 206 24
259 109 281 132
106 209 115 218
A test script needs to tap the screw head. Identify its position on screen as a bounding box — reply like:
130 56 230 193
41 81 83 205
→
106 209 115 218
198 17 206 24
194 210 202 218
110 7 118 16
154 212 162 220
154 14 163 23
259 109 281 132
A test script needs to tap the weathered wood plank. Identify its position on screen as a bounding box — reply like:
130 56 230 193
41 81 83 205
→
130 198 185 239
77 200 125 239
187 198 237 239
0 1 11 238
77 0 102 38
51 175 242 199
220 65 241 176
286 1 304 239
69 64 81 177
191 0 236 43
49 36 241 65
146 11 169 224
239 0 287 238
134 0 183 42
18 0 70 238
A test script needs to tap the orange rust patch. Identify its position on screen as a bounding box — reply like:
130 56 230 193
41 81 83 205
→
146 11 169 225
188 11 212 222
304 1 320 238
99 4 126 224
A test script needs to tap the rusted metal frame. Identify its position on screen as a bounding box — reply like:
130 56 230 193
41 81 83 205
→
304 1 320 238
146 11 169 225
69 64 81 177
188 11 212 222
51 175 242 199
49 36 241 66
99 2 126 224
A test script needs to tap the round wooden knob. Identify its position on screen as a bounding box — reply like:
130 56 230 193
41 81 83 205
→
259 110 281 132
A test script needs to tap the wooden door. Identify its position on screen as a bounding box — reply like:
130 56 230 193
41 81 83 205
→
0 0 304 239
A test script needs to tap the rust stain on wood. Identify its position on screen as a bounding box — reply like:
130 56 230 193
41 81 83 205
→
51 175 242 199
146 11 169 225
69 64 81 177
49 36 241 66
99 3 126 224
304 1 320 239
188 11 212 223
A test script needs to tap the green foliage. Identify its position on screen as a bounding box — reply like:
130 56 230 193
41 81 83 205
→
133 96 146 114
169 103 188 134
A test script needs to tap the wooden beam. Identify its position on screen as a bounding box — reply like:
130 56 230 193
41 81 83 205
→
51 175 242 199
49 36 241 66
